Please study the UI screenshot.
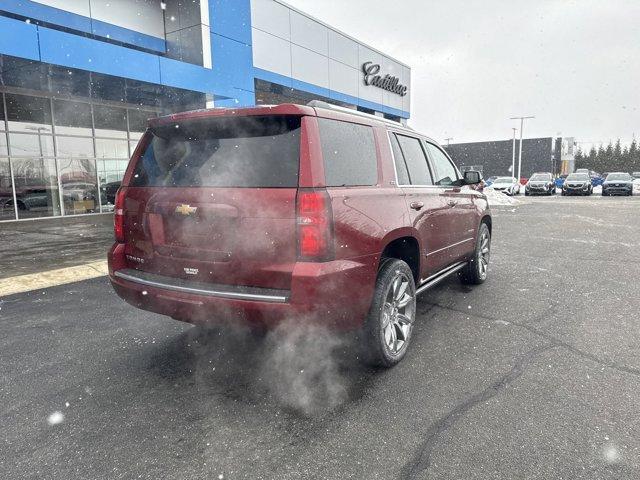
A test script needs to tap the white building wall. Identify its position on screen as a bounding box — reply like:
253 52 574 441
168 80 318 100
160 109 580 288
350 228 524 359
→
250 0 411 115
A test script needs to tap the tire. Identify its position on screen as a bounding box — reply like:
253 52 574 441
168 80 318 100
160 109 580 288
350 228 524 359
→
363 258 417 368
561 191 566 196
460 222 491 285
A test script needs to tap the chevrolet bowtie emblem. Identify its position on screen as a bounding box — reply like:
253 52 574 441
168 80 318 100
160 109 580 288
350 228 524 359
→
175 204 197 216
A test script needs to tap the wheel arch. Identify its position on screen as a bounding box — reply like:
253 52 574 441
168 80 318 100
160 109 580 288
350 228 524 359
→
379 230 421 284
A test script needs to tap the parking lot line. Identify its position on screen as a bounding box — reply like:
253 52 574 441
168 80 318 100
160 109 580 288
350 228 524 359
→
0 261 108 297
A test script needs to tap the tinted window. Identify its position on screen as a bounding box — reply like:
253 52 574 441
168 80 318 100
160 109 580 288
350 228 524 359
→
425 143 458 186
389 134 410 185
131 115 301 188
396 134 432 185
318 118 377 186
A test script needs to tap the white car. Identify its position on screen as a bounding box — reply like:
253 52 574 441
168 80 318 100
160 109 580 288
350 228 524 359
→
490 176 521 195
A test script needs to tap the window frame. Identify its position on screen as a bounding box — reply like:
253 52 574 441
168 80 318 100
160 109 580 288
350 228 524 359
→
318 117 380 188
387 131 435 187
423 140 462 187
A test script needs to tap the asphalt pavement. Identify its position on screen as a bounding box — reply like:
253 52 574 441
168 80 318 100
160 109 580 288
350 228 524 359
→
1 196 640 479
0 214 113 279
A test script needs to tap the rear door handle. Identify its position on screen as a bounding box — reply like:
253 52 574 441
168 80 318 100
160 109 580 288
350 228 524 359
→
410 201 424 210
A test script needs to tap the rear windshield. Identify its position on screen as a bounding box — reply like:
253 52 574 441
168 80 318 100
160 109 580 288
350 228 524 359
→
130 115 301 188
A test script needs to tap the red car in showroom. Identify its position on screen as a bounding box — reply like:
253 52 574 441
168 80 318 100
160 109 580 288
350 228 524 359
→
108 101 491 367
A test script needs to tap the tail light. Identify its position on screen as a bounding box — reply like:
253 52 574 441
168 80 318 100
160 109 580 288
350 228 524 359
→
114 187 126 242
296 189 333 260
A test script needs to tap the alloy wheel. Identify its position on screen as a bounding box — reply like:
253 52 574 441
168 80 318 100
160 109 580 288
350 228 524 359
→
477 229 491 279
381 272 415 356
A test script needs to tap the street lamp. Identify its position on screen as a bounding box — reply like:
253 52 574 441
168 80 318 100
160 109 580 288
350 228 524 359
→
510 116 535 181
445 137 453 146
511 128 517 177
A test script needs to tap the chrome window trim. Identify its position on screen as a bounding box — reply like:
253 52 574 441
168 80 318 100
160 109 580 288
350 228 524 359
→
387 130 439 188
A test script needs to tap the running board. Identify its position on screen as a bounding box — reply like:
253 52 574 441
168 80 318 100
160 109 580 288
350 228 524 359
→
415 261 467 296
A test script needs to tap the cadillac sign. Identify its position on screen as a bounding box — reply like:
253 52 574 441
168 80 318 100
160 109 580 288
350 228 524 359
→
362 62 408 97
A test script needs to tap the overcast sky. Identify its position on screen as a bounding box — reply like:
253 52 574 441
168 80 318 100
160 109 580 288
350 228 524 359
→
286 0 640 149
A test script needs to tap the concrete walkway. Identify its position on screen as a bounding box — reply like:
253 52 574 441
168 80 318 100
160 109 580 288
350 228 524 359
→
0 214 113 296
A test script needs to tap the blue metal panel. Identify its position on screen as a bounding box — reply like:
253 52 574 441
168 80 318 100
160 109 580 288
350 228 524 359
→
91 20 166 53
209 0 252 44
0 0 91 32
211 33 254 93
209 0 255 106
0 0 165 53
253 67 292 88
159 56 219 94
38 27 162 84
253 67 409 118
0 15 40 61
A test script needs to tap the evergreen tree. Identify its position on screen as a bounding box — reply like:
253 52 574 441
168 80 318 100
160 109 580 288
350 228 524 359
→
574 148 585 170
613 139 623 170
629 138 639 173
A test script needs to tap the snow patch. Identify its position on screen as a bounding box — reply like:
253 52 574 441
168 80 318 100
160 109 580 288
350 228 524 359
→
483 188 521 206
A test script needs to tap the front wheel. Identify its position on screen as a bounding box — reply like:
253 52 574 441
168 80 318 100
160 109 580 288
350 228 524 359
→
460 223 491 285
363 259 417 368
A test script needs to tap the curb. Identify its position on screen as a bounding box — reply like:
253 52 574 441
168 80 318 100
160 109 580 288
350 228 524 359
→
0 261 108 297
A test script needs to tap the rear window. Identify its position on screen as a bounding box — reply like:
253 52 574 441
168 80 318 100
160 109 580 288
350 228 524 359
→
130 115 301 188
318 118 378 186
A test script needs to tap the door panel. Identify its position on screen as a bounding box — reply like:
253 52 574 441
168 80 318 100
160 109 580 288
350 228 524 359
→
424 142 476 262
392 133 452 278
402 187 453 277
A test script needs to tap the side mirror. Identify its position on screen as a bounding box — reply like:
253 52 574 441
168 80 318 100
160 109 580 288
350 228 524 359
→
463 170 482 185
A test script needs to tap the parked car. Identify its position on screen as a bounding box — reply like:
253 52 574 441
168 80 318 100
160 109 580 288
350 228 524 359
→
525 172 555 196
107 102 492 368
485 176 498 187
602 172 634 196
561 173 593 196
575 168 590 174
632 171 640 179
490 176 520 195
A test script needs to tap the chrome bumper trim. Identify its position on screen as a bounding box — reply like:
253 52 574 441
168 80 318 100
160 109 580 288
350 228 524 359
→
114 269 289 303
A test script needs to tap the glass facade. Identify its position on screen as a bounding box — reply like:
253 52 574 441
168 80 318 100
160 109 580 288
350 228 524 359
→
0 55 207 221
0 91 160 220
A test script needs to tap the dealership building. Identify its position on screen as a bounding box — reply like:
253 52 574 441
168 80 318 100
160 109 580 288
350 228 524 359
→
0 0 411 221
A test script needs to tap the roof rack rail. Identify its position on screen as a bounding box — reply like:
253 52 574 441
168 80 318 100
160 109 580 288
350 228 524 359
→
306 100 410 129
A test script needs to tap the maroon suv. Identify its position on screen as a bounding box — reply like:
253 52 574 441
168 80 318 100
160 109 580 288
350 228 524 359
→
108 101 491 367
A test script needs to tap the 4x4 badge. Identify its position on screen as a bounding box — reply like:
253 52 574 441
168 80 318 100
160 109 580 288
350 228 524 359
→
175 204 197 216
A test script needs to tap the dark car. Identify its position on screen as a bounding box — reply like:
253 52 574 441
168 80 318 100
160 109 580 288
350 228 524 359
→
525 172 555 196
602 172 634 196
100 181 121 206
562 173 593 196
107 102 492 367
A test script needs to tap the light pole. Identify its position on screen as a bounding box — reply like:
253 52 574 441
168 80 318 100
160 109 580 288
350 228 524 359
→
510 116 535 181
445 137 453 146
511 128 517 177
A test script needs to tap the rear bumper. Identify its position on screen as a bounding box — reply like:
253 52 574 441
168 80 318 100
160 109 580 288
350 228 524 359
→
108 243 378 330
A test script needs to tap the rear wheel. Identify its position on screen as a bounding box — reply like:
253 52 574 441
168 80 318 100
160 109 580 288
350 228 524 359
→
460 223 491 285
363 259 416 368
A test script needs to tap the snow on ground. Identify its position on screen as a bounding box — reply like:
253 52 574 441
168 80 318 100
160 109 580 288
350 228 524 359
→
483 188 521 206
